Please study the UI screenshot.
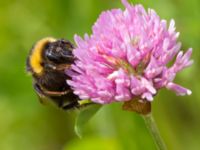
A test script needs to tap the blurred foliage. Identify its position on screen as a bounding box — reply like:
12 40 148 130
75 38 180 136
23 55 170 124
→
0 0 199 150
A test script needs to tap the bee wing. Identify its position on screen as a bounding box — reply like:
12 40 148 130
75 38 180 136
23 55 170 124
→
33 83 50 105
36 92 50 105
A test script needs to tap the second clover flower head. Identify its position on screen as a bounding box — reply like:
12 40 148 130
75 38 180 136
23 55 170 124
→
67 0 193 104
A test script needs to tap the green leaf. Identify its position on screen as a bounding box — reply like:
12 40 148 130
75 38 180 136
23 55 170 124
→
74 104 102 138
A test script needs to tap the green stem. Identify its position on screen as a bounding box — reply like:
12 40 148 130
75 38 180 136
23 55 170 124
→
142 113 167 150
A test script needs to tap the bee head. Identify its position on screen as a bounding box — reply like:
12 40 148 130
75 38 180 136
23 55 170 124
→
44 39 75 64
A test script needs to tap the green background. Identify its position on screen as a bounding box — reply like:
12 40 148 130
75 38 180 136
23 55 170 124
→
0 0 199 149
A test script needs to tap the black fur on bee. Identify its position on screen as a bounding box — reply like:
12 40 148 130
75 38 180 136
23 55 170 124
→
26 37 87 110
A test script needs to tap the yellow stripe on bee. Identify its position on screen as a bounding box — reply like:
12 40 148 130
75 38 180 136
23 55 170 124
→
30 37 56 75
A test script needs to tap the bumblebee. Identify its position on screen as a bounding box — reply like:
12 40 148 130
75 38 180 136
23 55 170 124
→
26 37 90 110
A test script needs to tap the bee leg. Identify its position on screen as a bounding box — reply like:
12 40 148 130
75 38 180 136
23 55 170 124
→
62 100 79 110
62 100 95 110
42 90 70 96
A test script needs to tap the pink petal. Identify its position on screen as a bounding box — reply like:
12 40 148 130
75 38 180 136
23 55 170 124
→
166 82 192 96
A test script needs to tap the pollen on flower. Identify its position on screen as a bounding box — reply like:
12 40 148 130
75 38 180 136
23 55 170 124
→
67 0 193 104
131 36 140 46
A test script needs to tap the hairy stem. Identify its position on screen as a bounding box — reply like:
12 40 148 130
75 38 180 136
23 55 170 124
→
142 113 167 150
